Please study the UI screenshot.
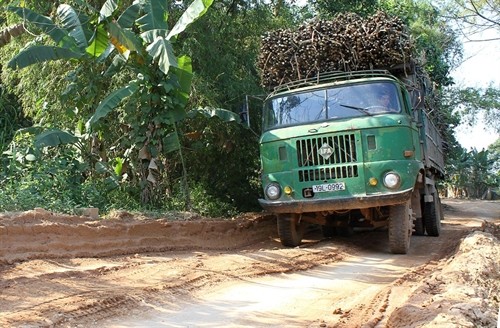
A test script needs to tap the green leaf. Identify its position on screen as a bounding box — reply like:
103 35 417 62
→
141 29 167 43
7 6 77 49
167 0 214 40
108 21 143 54
86 25 109 57
14 126 44 136
76 120 85 135
146 37 177 75
8 45 84 69
159 81 174 94
163 131 180 153
35 129 78 148
169 56 193 109
191 107 241 123
105 176 120 190
70 0 98 13
166 106 187 123
175 55 193 94
113 157 124 175
137 0 169 32
99 0 118 22
117 3 141 28
57 4 88 49
95 161 108 174
103 54 127 77
86 82 139 130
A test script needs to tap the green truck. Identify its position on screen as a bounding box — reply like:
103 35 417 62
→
258 67 445 254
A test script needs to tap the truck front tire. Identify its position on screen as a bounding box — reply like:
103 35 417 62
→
277 214 304 247
388 201 412 254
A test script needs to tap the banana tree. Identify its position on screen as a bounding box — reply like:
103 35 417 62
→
6 0 239 208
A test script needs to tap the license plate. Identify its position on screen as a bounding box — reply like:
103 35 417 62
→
312 182 345 193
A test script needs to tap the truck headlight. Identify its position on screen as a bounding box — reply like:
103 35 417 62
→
265 183 281 200
383 172 401 189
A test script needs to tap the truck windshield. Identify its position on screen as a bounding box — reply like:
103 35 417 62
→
263 81 402 130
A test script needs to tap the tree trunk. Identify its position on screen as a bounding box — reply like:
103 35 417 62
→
0 24 25 48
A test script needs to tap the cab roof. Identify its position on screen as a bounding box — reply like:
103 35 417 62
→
268 70 402 99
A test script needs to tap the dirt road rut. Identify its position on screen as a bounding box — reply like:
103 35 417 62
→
0 199 499 327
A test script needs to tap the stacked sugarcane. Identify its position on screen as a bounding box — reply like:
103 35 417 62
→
257 11 415 89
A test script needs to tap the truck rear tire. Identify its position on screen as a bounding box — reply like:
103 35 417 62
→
277 214 304 247
413 216 425 236
424 193 441 236
413 197 426 236
321 225 336 238
337 226 354 237
388 201 412 254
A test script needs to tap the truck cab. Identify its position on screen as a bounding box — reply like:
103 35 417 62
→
258 71 444 254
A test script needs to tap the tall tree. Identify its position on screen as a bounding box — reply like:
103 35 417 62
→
445 85 500 134
177 1 304 211
445 0 500 41
311 0 378 17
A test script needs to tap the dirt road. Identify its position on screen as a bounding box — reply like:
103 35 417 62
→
0 199 499 327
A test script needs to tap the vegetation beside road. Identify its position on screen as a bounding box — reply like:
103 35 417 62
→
0 0 498 216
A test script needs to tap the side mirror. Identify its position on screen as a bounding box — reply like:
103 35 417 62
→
411 89 423 110
242 94 266 136
239 102 250 127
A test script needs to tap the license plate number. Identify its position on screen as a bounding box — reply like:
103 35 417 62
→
312 182 345 193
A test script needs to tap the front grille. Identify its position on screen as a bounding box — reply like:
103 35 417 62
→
299 165 358 182
297 133 359 182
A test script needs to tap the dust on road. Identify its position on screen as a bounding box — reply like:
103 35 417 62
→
0 199 499 327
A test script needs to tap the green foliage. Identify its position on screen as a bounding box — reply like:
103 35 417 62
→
0 131 81 212
181 2 297 110
488 138 500 173
182 115 261 213
86 81 139 129
444 144 499 198
1 0 287 217
9 45 84 69
0 87 31 155
1 0 218 211
187 183 239 217
6 6 79 51
0 128 142 213
0 164 145 214
34 129 78 148
167 0 213 39
379 0 462 87
311 0 378 17
446 85 500 133
0 40 80 128
440 84 498 199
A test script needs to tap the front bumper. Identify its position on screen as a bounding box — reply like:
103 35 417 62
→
259 188 413 214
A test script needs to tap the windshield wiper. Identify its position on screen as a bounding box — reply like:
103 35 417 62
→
339 104 373 116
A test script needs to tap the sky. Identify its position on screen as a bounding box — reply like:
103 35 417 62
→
451 29 500 151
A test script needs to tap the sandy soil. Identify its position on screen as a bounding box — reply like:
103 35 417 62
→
0 199 499 327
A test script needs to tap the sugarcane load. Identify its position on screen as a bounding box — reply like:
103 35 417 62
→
258 11 415 89
255 11 445 254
